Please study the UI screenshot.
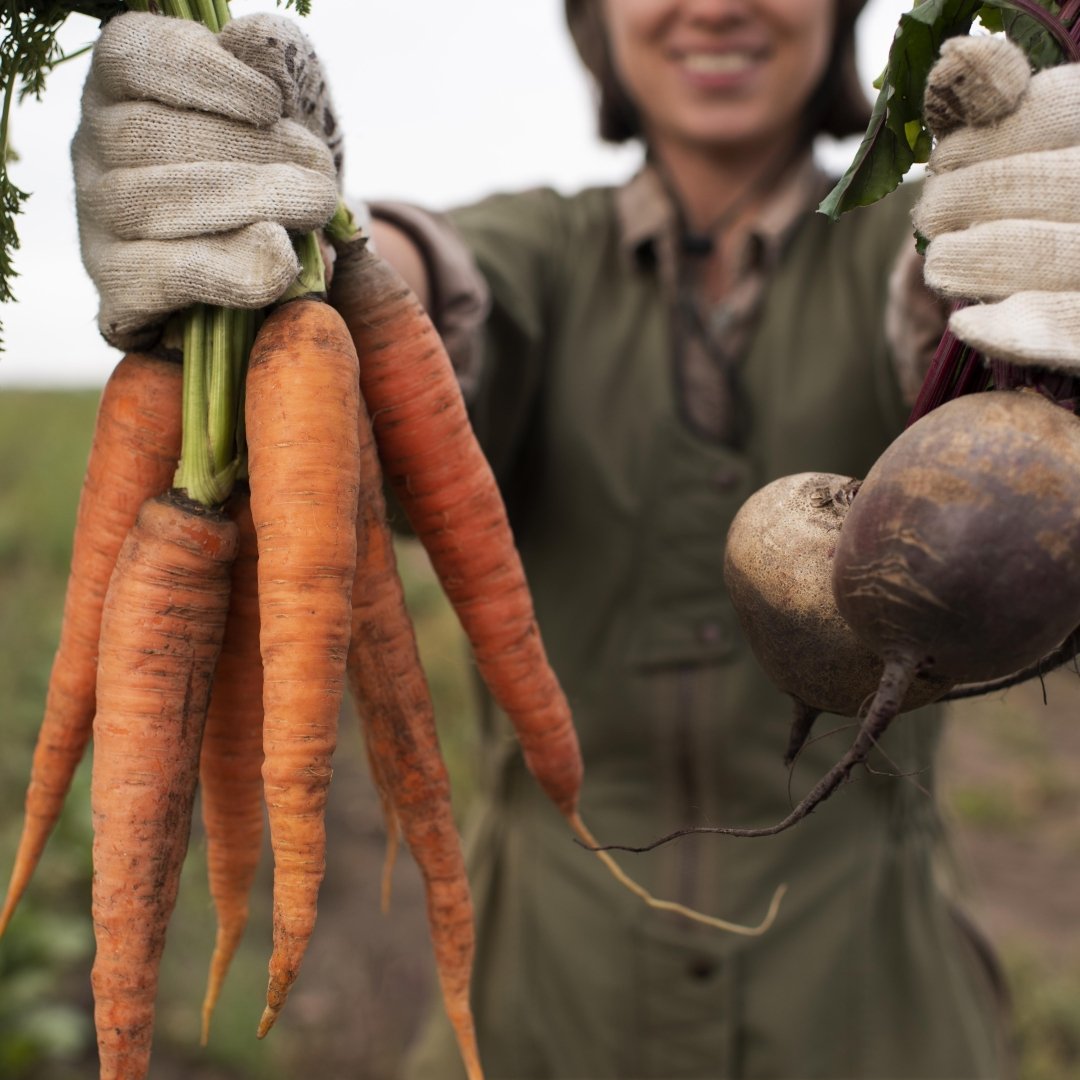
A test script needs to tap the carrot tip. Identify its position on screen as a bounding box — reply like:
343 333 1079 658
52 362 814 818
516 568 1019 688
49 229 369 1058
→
256 1005 278 1040
199 992 218 1047
0 901 16 941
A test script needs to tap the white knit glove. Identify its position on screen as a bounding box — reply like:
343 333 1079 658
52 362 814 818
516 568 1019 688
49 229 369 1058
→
913 35 1080 373
73 12 343 350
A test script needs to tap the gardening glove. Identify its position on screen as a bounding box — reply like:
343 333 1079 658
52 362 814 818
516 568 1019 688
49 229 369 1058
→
912 34 1080 374
72 11 343 351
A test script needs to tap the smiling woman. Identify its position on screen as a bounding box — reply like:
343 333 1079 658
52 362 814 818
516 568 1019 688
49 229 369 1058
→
7 2 1019 1078
599 0 840 155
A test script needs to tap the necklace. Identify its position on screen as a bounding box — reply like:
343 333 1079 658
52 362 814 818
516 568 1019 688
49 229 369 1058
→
651 134 809 260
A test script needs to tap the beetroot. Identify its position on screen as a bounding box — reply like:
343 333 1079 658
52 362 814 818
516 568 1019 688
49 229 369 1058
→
724 472 951 761
834 390 1080 683
596 391 1080 851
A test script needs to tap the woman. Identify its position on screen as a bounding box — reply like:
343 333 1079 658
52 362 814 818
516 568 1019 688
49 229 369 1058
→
72 2 1070 1075
376 5 1005 1078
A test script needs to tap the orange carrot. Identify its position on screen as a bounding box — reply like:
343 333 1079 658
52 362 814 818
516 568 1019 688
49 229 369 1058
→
198 486 264 1046
0 353 182 938
359 713 401 916
245 297 361 1038
347 398 483 1080
90 491 237 1080
331 243 786 936
330 241 582 821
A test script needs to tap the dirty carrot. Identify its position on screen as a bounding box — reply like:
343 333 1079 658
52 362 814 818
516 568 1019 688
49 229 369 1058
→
348 397 483 1080
90 491 237 1080
198 485 265 1046
359 717 401 916
330 240 781 936
0 353 182 938
330 240 581 817
245 297 361 1038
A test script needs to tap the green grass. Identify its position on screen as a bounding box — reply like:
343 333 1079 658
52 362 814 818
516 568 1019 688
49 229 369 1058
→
1006 948 1080 1080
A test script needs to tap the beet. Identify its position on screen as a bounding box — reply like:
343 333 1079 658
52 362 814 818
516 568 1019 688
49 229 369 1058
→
834 390 1080 684
593 391 1080 852
724 472 951 761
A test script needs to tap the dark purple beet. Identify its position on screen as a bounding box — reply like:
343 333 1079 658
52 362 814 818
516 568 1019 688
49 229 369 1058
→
833 390 1080 683
590 391 1080 852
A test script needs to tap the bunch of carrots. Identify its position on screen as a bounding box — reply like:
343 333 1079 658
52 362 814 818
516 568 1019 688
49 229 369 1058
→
0 4 784 1079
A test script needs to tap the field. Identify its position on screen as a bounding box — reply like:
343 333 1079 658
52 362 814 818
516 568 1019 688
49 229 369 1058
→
0 389 1078 1078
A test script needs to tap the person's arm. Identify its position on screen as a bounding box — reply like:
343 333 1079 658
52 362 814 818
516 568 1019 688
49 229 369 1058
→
370 218 432 311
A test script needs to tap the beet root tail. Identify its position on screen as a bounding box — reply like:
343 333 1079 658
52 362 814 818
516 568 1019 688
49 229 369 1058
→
583 656 918 852
782 699 822 766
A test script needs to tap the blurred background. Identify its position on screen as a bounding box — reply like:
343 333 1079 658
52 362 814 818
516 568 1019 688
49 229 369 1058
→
2 2 1080 1078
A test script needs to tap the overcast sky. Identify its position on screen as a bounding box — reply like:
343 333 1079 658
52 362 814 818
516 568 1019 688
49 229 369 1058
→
0 0 912 387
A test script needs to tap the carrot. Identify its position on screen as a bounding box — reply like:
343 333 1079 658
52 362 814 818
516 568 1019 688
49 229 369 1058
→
197 486 265 1046
0 353 182 938
359 715 401 916
245 297 361 1038
90 490 237 1080
347 397 483 1080
330 241 582 818
331 241 785 936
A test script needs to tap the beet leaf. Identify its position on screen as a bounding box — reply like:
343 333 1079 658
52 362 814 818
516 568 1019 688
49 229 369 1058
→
819 0 1074 222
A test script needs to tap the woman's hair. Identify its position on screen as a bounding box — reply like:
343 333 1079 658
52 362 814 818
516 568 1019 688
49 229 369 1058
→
564 0 873 144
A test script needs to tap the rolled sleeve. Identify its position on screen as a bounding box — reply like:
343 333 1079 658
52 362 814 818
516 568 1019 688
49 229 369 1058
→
369 199 491 400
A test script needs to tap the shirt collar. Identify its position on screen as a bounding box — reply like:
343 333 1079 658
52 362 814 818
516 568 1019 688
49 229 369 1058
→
615 152 832 268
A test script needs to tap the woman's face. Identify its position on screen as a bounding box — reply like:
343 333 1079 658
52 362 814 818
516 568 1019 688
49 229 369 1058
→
601 0 837 156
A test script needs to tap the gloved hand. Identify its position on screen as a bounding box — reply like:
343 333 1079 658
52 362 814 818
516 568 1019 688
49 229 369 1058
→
912 34 1080 373
73 11 343 350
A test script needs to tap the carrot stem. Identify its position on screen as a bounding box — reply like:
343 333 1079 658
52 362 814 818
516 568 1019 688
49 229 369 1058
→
192 0 220 31
282 231 326 301
325 202 362 246
208 306 238 474
164 0 196 21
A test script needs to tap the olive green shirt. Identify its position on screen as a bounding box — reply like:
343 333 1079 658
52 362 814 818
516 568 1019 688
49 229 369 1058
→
384 167 1008 1080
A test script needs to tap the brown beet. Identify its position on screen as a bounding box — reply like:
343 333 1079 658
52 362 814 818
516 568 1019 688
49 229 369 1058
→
595 391 1080 852
724 472 952 724
834 390 1080 683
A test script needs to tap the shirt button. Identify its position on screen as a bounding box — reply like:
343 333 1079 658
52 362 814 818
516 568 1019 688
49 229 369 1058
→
688 957 717 981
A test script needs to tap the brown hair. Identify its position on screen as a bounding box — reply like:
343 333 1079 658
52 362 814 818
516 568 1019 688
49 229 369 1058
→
564 0 872 145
